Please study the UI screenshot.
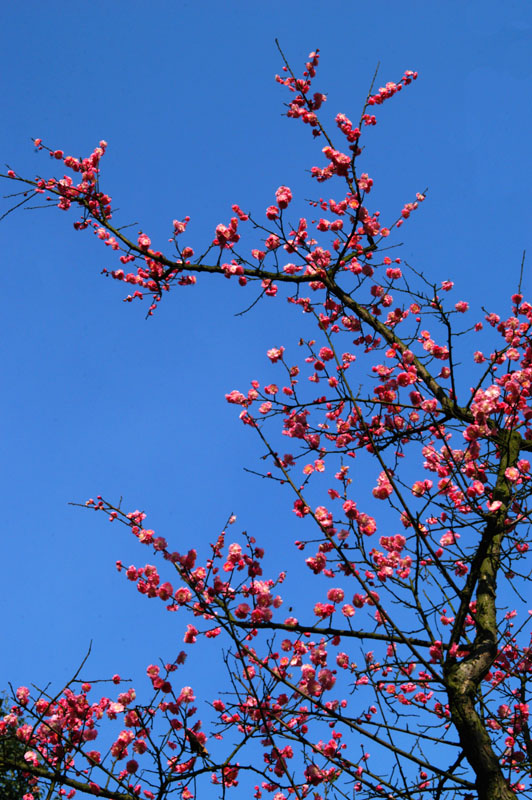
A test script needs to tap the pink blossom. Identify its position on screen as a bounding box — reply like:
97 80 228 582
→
16 686 30 705
177 686 195 704
225 390 246 405
235 603 250 619
158 581 174 601
358 513 377 535
343 499 358 519
327 587 344 603
505 467 519 482
267 346 285 362
275 186 292 209
265 234 281 250
373 471 393 499
411 480 432 497
314 505 333 528
440 531 459 546
184 625 198 643
318 346 334 361
318 669 336 690
137 233 151 250
314 602 335 618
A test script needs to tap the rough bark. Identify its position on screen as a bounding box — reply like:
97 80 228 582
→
444 431 522 800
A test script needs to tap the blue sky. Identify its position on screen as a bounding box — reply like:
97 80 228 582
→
1 0 531 793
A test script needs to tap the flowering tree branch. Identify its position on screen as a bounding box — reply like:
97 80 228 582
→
2 48 532 800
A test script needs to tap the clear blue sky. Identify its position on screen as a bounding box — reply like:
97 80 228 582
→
1 0 530 790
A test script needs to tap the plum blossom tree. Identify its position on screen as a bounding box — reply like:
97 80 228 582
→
2 46 532 800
